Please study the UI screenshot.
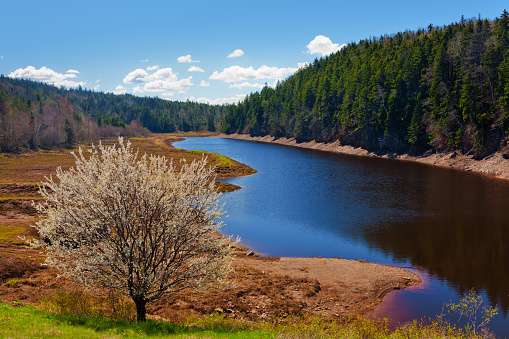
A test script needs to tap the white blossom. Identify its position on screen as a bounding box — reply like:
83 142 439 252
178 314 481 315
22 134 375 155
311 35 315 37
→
31 137 236 321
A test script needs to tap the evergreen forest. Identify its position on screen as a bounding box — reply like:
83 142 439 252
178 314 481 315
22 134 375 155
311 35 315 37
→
220 11 509 159
0 76 226 152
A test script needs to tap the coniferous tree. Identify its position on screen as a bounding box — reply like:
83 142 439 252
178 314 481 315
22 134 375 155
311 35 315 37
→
220 11 509 157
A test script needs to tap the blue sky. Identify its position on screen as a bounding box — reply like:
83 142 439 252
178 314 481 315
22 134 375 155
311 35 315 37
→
1 1 506 105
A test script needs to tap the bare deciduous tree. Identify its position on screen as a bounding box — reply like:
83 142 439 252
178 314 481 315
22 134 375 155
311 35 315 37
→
31 138 235 321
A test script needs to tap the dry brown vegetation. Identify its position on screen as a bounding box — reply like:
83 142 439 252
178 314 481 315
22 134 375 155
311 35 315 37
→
0 133 419 323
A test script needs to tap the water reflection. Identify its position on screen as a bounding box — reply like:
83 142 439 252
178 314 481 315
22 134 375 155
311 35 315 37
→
341 161 509 315
362 184 509 315
177 137 509 334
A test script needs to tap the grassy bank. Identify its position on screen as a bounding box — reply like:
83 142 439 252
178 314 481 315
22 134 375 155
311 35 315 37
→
0 303 491 339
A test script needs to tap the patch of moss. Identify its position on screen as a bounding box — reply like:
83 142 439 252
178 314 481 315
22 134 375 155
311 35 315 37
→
0 225 27 242
189 150 234 167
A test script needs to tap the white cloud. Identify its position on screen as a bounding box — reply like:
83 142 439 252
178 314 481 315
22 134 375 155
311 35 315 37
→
141 59 149 62
188 66 204 72
177 54 198 63
123 69 149 84
149 68 178 81
123 67 177 84
0 56 4 60
228 82 265 89
122 66 193 94
9 66 75 82
58 80 87 88
306 35 346 56
94 84 100 91
141 76 193 93
227 49 244 58
147 65 159 71
209 65 298 83
199 80 210 87
113 85 127 95
8 66 86 88
298 62 309 69
66 69 80 74
196 94 246 105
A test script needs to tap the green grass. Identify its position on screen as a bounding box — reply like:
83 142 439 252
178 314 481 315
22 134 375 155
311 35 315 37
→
0 304 274 338
0 303 492 339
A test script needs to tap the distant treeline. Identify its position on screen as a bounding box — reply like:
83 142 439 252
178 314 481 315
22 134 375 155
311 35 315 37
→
0 76 226 152
221 11 509 159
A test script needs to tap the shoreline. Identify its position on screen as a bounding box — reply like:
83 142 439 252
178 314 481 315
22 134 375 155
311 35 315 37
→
173 133 422 318
0 134 422 322
217 133 509 181
229 243 422 319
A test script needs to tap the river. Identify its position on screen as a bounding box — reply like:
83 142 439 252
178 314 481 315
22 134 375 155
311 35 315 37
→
177 137 509 337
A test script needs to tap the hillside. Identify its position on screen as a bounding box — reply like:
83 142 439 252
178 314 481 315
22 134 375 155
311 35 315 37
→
220 11 509 159
0 77 226 152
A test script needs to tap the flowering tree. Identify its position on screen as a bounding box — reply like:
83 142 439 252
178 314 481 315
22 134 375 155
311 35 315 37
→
32 138 235 321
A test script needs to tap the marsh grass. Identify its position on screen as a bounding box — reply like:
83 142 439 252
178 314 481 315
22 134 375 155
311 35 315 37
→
273 314 494 338
0 254 40 281
40 289 136 321
188 149 256 178
190 150 234 167
0 135 255 201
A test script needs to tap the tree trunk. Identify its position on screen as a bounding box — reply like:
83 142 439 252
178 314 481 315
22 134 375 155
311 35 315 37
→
134 297 147 322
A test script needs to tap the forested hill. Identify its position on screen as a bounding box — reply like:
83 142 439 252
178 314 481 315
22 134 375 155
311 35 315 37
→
0 76 226 152
221 11 509 159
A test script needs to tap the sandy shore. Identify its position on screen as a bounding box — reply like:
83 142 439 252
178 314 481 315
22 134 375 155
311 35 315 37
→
205 233 422 319
218 133 509 180
233 255 421 319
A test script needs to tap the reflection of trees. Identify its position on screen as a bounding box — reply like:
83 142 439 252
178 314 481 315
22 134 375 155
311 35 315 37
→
359 169 509 315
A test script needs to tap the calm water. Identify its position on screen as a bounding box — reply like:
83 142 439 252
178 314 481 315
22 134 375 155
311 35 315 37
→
177 137 509 337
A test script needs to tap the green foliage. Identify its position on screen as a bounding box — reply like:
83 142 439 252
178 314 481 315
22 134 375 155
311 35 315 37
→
443 289 498 336
272 314 490 338
221 11 509 157
6 278 18 287
64 117 75 149
101 115 126 128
